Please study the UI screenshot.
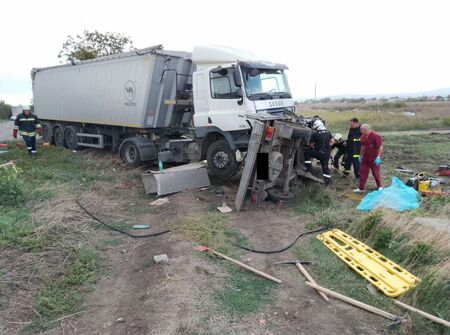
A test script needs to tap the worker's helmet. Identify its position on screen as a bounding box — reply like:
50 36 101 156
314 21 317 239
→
312 119 326 130
333 133 342 142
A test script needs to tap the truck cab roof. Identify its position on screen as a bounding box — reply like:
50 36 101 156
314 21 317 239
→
192 45 288 70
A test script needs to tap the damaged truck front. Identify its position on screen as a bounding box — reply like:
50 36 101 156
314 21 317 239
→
32 45 310 180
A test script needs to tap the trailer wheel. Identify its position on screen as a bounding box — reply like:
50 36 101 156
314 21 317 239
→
206 140 238 180
42 122 54 144
53 126 66 147
267 187 294 201
64 126 79 150
121 141 142 166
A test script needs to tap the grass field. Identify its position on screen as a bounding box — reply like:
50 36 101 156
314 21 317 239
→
0 144 117 331
296 101 450 133
292 132 449 335
1 129 449 334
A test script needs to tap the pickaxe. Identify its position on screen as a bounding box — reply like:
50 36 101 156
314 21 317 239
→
275 260 330 303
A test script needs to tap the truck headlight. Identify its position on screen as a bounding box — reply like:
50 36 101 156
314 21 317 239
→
285 106 294 113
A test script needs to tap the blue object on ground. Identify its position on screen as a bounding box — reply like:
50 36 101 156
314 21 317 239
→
132 224 150 229
357 177 420 212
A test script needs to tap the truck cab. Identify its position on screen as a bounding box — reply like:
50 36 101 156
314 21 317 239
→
191 46 295 179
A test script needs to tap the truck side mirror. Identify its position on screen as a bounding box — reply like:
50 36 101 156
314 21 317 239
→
233 70 242 87
235 88 244 105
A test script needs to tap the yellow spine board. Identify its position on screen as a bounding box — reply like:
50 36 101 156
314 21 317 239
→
317 229 419 297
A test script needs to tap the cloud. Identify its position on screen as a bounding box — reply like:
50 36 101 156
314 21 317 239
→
1 0 449 99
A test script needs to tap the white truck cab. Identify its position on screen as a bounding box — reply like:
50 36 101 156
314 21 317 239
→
192 46 295 130
191 46 296 179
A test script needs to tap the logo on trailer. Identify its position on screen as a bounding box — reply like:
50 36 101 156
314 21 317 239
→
124 80 136 102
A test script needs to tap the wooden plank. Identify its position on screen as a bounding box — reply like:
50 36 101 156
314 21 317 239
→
393 300 450 328
305 282 399 321
235 120 265 211
195 246 282 284
295 263 330 303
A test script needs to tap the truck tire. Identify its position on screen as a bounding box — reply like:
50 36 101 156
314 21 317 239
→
64 126 79 150
267 187 294 201
292 126 311 140
53 126 66 147
42 122 54 144
120 141 142 166
206 140 238 180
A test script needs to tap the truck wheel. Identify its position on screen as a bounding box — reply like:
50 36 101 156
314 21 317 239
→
121 141 142 166
267 187 294 201
292 126 311 140
42 122 54 144
53 126 66 147
206 140 238 180
64 126 79 150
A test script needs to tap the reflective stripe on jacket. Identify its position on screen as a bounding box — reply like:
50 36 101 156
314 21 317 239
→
346 126 361 156
14 113 41 137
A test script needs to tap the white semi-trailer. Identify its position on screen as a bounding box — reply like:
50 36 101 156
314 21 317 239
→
32 45 308 179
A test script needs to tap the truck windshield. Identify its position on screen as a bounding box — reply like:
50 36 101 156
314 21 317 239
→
241 67 292 100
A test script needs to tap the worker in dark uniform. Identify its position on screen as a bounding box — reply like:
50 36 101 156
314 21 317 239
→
330 133 347 170
344 117 361 178
304 119 332 185
13 106 42 156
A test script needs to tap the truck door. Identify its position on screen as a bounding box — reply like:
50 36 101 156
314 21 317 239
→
207 67 248 132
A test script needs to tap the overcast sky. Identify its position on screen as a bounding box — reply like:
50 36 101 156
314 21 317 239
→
1 0 449 105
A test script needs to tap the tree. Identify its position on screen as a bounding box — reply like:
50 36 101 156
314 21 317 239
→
58 30 134 62
0 100 12 119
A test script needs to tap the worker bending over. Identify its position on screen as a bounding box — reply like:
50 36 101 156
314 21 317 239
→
330 133 347 170
305 119 332 185
354 124 384 192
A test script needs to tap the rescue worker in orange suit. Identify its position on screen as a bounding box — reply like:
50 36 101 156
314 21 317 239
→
304 119 332 185
344 117 361 178
354 124 384 192
13 106 42 156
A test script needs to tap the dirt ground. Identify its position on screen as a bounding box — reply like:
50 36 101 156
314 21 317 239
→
26 181 386 335
2 132 448 335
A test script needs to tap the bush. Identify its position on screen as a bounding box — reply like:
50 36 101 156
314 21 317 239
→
372 228 394 250
0 167 24 207
0 100 12 119
443 117 450 127
379 102 407 109
352 210 383 240
292 184 334 214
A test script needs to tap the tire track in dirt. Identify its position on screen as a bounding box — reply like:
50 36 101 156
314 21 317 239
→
43 191 224 335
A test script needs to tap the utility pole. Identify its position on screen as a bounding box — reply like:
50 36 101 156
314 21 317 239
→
314 82 317 101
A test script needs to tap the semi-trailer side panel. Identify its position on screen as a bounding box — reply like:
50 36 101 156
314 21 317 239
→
32 48 193 129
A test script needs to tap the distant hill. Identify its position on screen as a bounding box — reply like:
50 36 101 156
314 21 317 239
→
298 88 450 101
